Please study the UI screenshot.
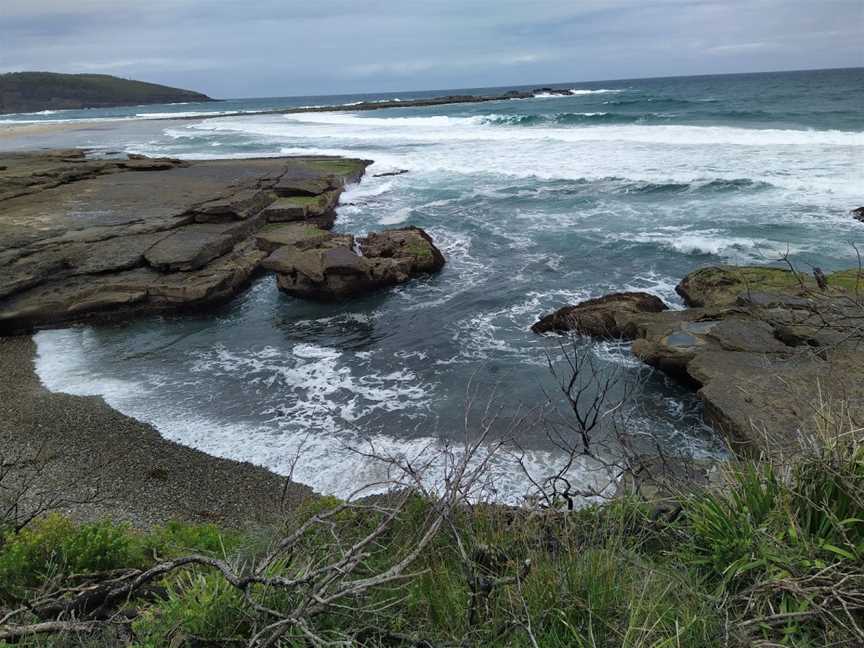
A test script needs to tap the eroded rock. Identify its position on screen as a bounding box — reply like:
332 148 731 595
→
531 292 667 337
532 265 864 457
674 265 854 308
0 150 371 333
261 225 445 300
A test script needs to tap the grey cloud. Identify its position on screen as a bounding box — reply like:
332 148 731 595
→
0 1 860 97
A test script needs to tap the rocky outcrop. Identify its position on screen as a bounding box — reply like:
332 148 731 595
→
531 292 667 337
259 224 445 299
853 207 864 223
0 150 373 333
533 265 864 458
0 150 450 333
674 265 855 308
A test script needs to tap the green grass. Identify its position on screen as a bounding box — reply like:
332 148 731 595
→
827 268 864 292
1 438 861 647
405 239 434 260
301 158 368 179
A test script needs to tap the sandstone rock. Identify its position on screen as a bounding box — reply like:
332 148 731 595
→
263 226 445 300
675 265 859 308
144 220 258 272
360 227 446 273
194 188 276 222
534 265 864 458
274 175 336 197
254 223 332 253
0 150 370 332
695 350 864 459
0 232 171 300
0 241 267 332
531 292 667 336
261 191 340 223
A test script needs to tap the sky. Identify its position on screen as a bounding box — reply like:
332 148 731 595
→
1 0 862 98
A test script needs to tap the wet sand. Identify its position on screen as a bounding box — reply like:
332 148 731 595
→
0 118 189 152
0 335 313 529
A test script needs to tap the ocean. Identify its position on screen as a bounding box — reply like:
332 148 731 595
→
18 68 864 501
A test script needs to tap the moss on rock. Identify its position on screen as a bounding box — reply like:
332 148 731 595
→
676 265 862 307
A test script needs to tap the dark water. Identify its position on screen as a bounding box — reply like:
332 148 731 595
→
31 68 864 500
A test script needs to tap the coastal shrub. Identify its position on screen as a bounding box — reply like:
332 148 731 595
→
684 462 782 587
514 549 720 648
685 440 864 574
680 434 864 645
144 520 242 557
131 570 249 647
2 441 861 647
0 514 145 599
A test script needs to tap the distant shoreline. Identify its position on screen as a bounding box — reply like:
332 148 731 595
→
0 87 573 132
0 88 546 147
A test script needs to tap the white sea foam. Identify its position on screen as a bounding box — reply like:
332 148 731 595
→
612 229 806 263
177 111 862 202
33 329 612 503
378 206 412 225
534 88 624 98
134 110 253 119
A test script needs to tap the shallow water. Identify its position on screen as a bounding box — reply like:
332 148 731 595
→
30 68 864 501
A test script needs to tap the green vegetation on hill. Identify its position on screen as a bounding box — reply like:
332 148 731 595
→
0 72 213 114
1 433 862 647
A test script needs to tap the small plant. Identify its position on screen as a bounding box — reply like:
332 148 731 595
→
144 520 239 557
684 462 781 587
0 515 145 599
132 570 249 646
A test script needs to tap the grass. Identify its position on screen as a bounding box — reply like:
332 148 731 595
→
1 436 861 647
405 238 434 260
827 268 864 292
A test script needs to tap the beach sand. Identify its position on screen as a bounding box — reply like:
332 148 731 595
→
0 335 313 529
0 118 189 152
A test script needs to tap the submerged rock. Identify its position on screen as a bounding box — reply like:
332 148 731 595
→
853 206 864 222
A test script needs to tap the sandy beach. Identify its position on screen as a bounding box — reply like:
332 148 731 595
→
0 121 107 140
0 335 312 529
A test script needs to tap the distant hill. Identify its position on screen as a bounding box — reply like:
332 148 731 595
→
0 72 214 114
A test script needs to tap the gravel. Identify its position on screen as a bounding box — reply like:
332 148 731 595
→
0 335 314 530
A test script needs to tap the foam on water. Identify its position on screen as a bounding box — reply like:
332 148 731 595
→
173 112 862 203
33 329 614 503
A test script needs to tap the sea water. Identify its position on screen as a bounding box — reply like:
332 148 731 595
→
24 68 864 501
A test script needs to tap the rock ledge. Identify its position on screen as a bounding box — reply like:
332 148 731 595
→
533 265 864 458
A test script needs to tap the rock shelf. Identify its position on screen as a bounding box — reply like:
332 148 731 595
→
0 149 445 333
534 266 864 458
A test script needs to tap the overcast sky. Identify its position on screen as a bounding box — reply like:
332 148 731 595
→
2 0 862 98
